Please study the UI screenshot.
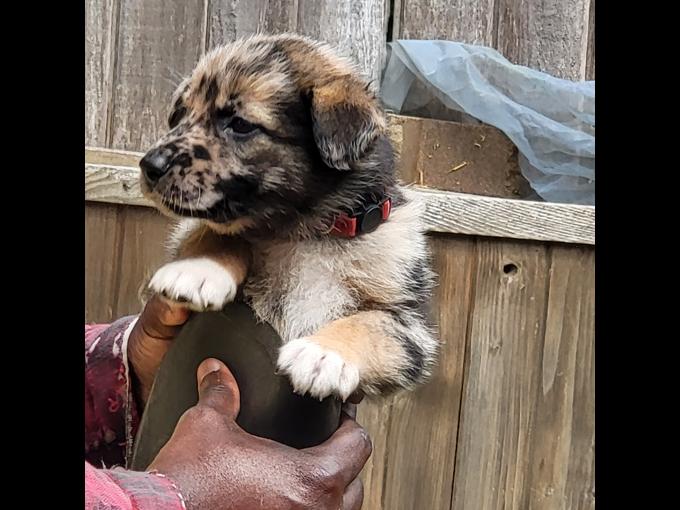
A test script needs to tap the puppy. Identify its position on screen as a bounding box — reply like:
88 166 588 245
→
139 34 438 401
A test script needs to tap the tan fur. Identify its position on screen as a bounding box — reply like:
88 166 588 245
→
206 218 256 236
176 225 251 286
310 311 410 388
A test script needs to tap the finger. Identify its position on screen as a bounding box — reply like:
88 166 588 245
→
196 358 241 420
306 414 372 487
139 295 191 340
341 478 364 510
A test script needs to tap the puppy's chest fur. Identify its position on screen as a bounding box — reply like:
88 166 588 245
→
244 196 427 342
244 240 355 341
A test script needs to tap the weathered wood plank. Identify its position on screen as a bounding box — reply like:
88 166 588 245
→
394 0 496 46
86 164 149 207
85 204 171 323
495 0 592 81
261 0 301 34
585 0 595 80
207 0 299 48
86 146 142 167
109 0 208 151
207 0 266 47
356 396 395 510
209 0 388 84
85 203 123 323
378 235 474 510
523 245 595 509
85 0 117 146
113 206 172 318
84 151 595 245
391 115 531 198
296 0 389 84
417 187 594 245
451 240 552 510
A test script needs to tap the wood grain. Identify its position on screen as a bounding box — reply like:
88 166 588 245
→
114 206 171 318
451 239 552 510
207 0 299 48
585 0 595 80
394 0 496 46
85 0 117 146
109 0 207 151
85 204 170 323
86 164 149 207
391 115 530 199
209 0 389 84
378 235 474 510
523 245 595 509
417 187 594 245
296 0 389 84
495 0 592 81
86 146 142 167
450 240 594 510
356 396 395 510
85 203 123 323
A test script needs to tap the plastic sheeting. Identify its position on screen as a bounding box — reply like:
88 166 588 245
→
381 40 595 205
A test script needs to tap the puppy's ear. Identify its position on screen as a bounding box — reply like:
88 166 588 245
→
310 78 386 170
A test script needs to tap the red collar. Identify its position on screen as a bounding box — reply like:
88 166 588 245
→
329 198 392 238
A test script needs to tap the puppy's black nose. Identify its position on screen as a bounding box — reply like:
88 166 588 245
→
140 149 171 183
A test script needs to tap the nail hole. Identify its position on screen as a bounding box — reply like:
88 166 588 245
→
503 263 518 275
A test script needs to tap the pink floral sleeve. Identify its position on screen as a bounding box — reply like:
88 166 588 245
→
85 316 140 468
85 317 185 509
85 461 186 510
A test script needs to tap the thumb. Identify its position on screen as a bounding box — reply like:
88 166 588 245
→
196 358 241 420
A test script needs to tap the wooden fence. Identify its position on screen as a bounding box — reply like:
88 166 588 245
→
86 0 595 152
85 2 595 509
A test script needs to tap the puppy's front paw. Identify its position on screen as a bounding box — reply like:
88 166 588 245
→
149 258 238 311
277 337 360 401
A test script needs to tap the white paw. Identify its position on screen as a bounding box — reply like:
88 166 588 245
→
277 337 360 401
149 258 238 312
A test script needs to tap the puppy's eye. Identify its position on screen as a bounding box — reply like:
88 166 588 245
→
229 117 257 135
168 107 186 129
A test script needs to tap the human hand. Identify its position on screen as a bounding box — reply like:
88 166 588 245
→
128 295 191 406
148 358 372 510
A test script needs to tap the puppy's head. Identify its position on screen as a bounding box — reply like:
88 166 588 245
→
139 34 391 236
